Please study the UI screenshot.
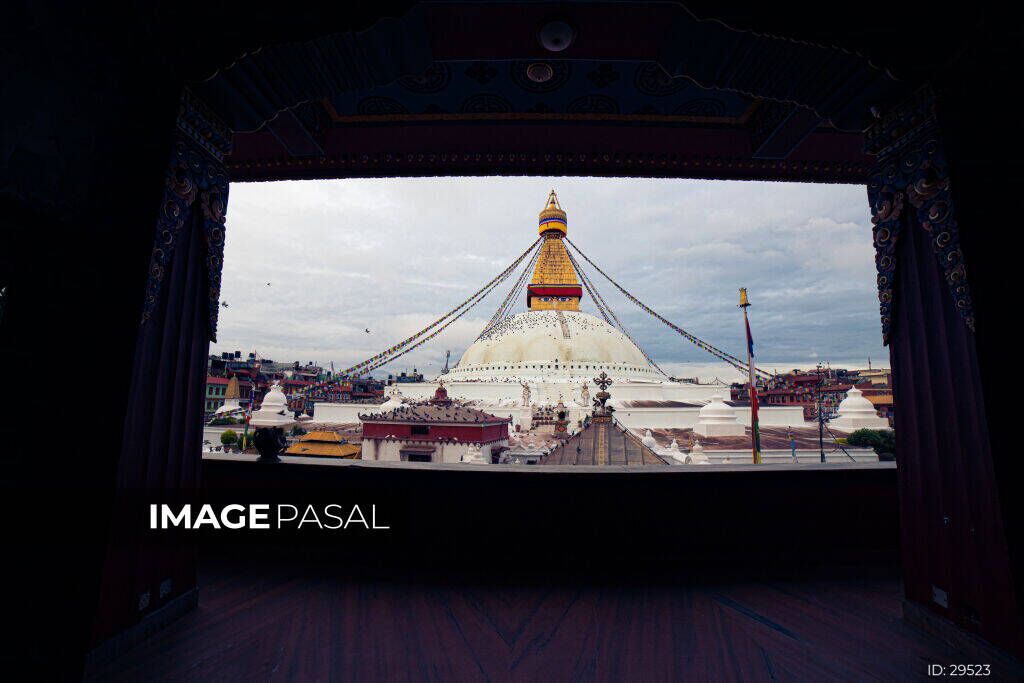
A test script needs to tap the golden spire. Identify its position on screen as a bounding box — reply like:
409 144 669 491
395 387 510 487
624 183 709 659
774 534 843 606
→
528 190 581 311
538 189 568 236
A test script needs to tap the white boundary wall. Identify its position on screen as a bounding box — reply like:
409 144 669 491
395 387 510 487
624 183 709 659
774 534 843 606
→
611 405 808 430
388 380 726 405
677 449 879 464
316 399 810 431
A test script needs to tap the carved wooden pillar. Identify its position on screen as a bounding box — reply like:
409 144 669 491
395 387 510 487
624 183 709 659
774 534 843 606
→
90 90 232 651
866 87 1023 657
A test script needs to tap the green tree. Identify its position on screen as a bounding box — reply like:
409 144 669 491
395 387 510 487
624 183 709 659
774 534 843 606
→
847 428 895 461
220 429 238 447
291 425 307 437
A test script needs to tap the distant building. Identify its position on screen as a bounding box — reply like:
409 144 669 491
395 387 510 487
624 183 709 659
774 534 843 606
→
208 350 263 378
737 367 891 421
358 384 510 463
281 378 313 413
857 368 892 388
207 350 243 376
866 393 894 425
390 369 424 384
347 377 385 402
204 376 229 418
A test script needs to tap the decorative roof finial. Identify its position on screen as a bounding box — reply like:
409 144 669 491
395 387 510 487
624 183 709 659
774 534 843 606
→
538 189 567 236
592 371 614 416
431 379 452 406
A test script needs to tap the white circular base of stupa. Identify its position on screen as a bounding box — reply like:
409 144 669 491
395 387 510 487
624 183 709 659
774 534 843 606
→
450 310 660 382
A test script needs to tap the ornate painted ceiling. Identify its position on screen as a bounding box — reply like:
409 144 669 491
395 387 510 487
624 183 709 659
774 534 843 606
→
327 60 754 121
208 2 899 184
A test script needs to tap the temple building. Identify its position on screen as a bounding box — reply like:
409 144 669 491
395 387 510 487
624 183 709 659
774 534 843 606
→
358 383 511 463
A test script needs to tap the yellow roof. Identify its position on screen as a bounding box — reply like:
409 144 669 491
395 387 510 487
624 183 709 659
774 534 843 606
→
284 441 361 458
301 430 344 443
283 430 360 457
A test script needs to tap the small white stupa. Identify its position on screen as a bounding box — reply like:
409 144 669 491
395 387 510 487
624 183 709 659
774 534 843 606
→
829 387 890 432
685 441 710 465
667 439 686 464
461 443 488 465
214 376 243 416
377 385 405 414
642 429 658 449
693 394 745 437
249 381 295 428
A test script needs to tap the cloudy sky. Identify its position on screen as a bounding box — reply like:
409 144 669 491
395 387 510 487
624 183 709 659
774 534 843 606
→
214 177 885 380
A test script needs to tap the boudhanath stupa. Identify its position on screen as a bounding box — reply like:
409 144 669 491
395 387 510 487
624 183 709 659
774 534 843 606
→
313 192 884 464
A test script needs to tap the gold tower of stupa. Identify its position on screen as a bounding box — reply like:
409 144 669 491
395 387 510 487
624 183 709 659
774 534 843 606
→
526 190 583 311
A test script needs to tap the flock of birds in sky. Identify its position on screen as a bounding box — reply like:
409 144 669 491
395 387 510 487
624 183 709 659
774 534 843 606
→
220 280 377 336
221 282 275 309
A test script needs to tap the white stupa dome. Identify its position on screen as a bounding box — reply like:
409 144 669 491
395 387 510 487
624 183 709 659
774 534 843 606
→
697 394 737 423
249 381 294 428
461 443 488 465
685 441 710 465
694 394 745 437
835 387 877 418
830 387 890 431
260 382 288 410
379 390 404 413
450 311 656 382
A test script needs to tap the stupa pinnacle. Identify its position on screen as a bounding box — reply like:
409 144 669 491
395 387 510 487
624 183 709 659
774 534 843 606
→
527 190 583 311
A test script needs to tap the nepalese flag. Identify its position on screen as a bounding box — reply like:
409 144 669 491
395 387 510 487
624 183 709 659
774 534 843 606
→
745 316 763 463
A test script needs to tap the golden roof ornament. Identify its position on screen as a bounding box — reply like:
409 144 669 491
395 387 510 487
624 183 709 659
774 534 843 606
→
538 189 568 236
592 371 614 416
527 189 581 311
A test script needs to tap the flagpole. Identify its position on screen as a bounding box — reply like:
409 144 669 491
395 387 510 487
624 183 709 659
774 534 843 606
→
740 288 761 464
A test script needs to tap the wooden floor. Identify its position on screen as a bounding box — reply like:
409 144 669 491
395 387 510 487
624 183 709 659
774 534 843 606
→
86 552 976 682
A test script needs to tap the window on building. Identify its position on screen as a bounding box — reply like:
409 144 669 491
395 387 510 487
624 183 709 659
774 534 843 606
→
410 425 430 436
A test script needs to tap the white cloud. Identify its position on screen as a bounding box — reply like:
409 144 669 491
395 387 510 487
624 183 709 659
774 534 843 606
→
213 177 885 374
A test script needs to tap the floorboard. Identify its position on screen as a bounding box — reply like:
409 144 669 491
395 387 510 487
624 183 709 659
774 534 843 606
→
86 553 979 682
